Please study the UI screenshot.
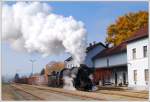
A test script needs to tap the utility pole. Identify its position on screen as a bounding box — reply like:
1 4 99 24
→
30 59 36 76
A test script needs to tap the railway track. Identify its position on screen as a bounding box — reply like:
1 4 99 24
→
19 84 106 100
11 84 98 100
11 84 148 101
11 85 45 100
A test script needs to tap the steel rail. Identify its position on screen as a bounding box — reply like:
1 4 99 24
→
12 83 106 101
11 84 45 100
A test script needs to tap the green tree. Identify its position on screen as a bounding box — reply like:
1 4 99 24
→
14 73 19 80
106 11 148 46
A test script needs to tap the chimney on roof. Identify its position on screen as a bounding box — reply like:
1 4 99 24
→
93 41 96 45
105 43 110 48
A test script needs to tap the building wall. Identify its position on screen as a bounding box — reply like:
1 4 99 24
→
93 52 128 86
84 45 105 67
65 44 105 68
94 67 127 86
94 52 127 68
127 38 149 90
110 71 127 86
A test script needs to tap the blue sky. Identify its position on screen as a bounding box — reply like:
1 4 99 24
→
2 1 148 78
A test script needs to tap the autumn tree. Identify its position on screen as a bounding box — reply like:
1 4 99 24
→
45 61 65 75
106 11 148 46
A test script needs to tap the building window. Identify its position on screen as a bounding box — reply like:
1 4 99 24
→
132 48 136 59
145 69 149 85
133 70 137 84
143 46 147 57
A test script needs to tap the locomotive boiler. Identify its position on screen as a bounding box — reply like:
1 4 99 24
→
48 64 96 91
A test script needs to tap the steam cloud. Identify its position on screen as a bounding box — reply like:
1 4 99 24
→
2 2 87 65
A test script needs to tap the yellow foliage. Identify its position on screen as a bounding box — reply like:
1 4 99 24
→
106 11 148 46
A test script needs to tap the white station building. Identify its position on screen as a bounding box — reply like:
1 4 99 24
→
65 25 149 90
126 25 149 90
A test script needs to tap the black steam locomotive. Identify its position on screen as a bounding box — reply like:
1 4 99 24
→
48 64 95 91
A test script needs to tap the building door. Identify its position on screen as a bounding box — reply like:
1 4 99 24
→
115 73 117 86
123 73 126 85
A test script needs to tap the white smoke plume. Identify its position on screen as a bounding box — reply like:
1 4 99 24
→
2 2 87 65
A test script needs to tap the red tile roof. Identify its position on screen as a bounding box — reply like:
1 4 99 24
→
92 42 127 59
93 25 148 60
126 25 148 43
